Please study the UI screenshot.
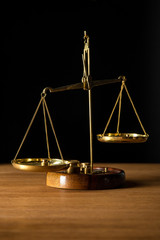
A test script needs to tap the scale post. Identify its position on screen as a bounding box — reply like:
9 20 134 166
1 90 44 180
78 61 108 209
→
82 31 93 173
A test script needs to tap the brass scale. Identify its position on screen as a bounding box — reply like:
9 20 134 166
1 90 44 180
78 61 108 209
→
12 32 149 190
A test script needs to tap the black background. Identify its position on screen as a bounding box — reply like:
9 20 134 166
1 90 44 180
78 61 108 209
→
2 1 160 164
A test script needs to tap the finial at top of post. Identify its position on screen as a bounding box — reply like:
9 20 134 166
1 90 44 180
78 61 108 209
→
118 75 127 83
84 31 87 38
83 31 89 46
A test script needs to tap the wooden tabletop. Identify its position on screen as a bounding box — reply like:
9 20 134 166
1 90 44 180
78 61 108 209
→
0 163 160 240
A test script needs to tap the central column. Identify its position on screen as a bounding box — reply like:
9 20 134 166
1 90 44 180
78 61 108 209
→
88 88 93 173
82 31 93 174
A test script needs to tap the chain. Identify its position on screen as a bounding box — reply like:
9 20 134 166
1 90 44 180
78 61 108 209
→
117 81 125 133
14 97 43 160
42 98 50 159
102 85 123 136
124 84 147 135
43 98 64 160
14 94 64 160
102 80 146 136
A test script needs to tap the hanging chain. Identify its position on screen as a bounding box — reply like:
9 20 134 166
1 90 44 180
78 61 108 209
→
117 81 125 133
42 98 51 159
14 97 44 160
102 82 124 136
14 93 64 160
102 80 147 136
43 98 64 160
123 84 147 135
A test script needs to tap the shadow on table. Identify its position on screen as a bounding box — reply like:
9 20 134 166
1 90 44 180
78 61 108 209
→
122 180 145 189
123 176 160 189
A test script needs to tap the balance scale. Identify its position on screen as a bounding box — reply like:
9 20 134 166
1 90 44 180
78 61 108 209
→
12 32 149 190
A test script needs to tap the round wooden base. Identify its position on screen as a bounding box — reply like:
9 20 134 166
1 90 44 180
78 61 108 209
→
46 167 125 190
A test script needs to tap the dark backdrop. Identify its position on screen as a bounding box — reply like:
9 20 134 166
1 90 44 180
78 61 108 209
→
2 1 160 163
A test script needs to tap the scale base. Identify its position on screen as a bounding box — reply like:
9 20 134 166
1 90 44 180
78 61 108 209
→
47 167 125 190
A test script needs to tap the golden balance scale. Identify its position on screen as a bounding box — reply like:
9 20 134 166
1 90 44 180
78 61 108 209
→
12 32 149 190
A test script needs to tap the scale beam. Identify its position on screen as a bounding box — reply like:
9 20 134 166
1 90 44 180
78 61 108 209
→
42 76 126 95
91 76 126 88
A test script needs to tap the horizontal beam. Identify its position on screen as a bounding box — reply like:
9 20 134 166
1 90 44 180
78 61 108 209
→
42 76 126 95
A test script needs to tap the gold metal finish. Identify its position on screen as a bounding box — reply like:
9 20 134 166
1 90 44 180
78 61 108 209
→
11 31 149 191
42 78 124 95
117 81 124 133
12 158 70 172
43 98 64 160
88 89 93 173
66 160 80 174
42 98 50 159
97 133 149 143
82 31 93 173
14 97 43 160
98 80 149 143
13 94 64 172
80 162 90 174
123 84 147 135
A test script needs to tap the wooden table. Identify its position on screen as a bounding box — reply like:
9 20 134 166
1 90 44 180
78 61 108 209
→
0 163 160 240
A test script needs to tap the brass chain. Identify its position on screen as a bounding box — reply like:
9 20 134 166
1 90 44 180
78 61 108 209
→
14 95 64 160
124 84 147 135
14 97 44 160
102 85 123 136
43 98 64 160
42 98 50 159
117 81 125 133
102 81 147 136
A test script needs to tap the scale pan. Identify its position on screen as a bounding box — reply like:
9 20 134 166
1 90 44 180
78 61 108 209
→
11 158 70 172
97 133 149 143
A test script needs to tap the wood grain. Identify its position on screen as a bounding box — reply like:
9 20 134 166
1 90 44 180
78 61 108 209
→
0 163 160 240
47 167 125 189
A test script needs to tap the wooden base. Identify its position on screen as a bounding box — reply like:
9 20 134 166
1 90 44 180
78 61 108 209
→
47 167 125 190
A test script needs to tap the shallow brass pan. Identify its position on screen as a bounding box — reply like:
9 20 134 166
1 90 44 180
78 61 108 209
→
97 133 149 143
12 158 70 172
